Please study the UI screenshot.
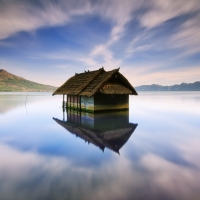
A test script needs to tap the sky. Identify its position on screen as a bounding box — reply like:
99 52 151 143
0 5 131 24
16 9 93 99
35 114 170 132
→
0 0 200 87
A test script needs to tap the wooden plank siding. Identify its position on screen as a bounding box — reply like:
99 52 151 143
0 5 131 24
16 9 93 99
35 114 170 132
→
66 93 128 112
94 93 129 112
67 94 94 112
81 96 94 112
67 95 81 110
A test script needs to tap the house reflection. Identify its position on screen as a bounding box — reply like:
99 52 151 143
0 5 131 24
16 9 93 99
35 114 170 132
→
53 109 137 154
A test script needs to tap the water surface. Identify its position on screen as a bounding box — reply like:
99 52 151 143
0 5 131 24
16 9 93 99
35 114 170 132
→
0 92 200 200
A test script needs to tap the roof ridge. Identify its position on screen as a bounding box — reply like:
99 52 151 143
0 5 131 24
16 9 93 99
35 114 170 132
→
77 67 105 95
52 67 138 96
53 67 104 96
76 67 105 75
89 68 120 97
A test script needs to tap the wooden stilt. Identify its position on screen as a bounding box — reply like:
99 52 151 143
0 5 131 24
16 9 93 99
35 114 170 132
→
66 94 68 108
79 96 81 126
76 96 78 110
73 95 74 110
62 94 65 107
63 108 65 121
70 95 71 122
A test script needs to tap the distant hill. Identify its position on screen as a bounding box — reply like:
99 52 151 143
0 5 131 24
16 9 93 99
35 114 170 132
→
135 81 200 91
0 69 57 92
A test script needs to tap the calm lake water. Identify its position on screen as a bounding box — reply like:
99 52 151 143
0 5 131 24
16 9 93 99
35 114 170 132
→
0 92 200 200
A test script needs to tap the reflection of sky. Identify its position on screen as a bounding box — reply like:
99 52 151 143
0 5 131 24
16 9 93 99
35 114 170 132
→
0 92 200 200
0 93 113 167
0 92 48 114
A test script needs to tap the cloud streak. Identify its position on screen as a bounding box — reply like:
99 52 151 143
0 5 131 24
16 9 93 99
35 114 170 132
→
140 0 200 28
0 0 200 85
0 0 89 39
0 0 140 40
170 13 200 56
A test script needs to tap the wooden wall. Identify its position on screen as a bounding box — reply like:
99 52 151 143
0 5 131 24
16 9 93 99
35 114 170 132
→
67 95 81 110
81 96 94 112
94 93 129 111
66 93 129 112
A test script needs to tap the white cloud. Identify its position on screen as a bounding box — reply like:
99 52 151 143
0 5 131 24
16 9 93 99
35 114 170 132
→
126 0 200 57
0 0 91 39
0 0 142 40
88 44 122 71
91 45 113 60
1 0 200 86
0 0 143 72
93 0 145 44
170 14 200 56
124 0 200 56
80 0 145 71
125 32 155 56
122 63 200 86
140 0 200 28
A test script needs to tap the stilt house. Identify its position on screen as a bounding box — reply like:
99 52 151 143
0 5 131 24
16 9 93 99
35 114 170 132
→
53 67 138 112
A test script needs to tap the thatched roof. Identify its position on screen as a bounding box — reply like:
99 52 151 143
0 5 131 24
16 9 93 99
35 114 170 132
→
53 117 137 153
53 67 138 96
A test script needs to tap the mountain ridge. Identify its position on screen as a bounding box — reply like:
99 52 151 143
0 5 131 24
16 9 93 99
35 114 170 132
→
135 81 200 91
0 69 57 92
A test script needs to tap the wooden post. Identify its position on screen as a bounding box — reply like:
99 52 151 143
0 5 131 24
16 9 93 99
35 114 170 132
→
77 96 79 123
79 96 81 126
76 96 78 110
62 94 65 107
69 95 72 112
68 95 70 109
71 95 73 110
69 95 71 122
73 95 74 110
66 94 68 108
63 107 65 121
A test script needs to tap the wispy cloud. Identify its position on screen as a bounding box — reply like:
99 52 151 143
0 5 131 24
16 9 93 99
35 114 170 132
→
140 0 200 28
0 0 200 85
133 64 200 85
170 13 200 56
0 0 141 40
0 0 90 39
125 0 200 58
79 0 145 71
87 44 121 71
125 32 154 56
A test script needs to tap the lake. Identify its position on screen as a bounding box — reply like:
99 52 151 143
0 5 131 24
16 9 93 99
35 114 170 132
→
0 92 200 200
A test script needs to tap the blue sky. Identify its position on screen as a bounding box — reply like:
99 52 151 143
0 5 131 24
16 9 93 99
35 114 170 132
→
0 0 200 87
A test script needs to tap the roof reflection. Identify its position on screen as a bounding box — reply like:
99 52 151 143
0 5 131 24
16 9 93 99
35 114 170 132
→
53 109 137 154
